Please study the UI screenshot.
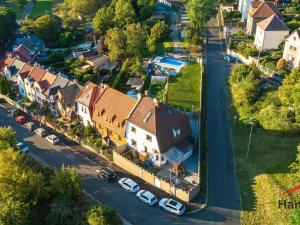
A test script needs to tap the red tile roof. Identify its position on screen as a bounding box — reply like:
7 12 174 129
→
29 65 46 81
127 97 192 153
18 64 33 81
249 1 282 18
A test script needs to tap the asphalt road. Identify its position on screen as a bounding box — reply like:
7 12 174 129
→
0 103 229 225
205 19 241 224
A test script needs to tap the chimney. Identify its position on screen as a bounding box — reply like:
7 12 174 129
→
153 98 159 107
144 90 149 96
137 93 142 100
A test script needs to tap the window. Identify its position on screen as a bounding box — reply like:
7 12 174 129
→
101 109 105 116
112 115 116 122
84 108 87 113
97 112 100 117
294 47 297 51
294 37 297 41
131 126 136 133
131 139 137 147
172 128 181 138
144 146 148 152
146 135 152 142
81 106 84 112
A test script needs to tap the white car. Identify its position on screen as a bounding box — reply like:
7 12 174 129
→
118 178 139 193
136 190 158 206
45 135 60 144
34 127 47 137
159 198 185 216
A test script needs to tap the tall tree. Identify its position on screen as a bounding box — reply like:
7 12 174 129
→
114 0 136 27
147 21 168 53
33 15 61 43
125 23 146 58
187 0 217 29
0 7 16 50
86 204 121 225
105 27 127 62
93 7 115 36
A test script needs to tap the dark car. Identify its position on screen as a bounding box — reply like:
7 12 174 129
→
96 167 116 182
224 55 236 63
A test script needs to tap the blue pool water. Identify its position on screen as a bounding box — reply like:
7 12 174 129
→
161 58 184 66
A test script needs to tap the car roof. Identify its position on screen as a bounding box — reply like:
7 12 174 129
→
17 142 25 146
37 127 46 131
167 199 181 208
48 134 57 138
125 178 137 186
142 191 155 199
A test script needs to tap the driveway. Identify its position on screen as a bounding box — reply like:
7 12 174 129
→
205 18 241 224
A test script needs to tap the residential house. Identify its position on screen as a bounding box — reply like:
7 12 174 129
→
126 77 145 91
56 83 82 120
76 81 106 126
33 71 57 105
85 55 109 69
11 44 37 63
254 15 289 51
126 97 192 167
238 0 260 22
0 57 14 77
15 35 45 53
0 57 22 81
16 64 33 98
283 29 300 69
47 75 70 104
92 87 138 146
24 64 46 101
246 1 282 35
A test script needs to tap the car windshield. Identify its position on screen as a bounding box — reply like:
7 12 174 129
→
179 205 184 211
168 200 178 207
132 184 137 189
150 197 156 202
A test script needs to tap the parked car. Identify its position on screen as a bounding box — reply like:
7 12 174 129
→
118 178 139 193
96 167 117 182
15 115 26 124
8 108 19 116
24 122 37 131
136 190 158 206
159 198 185 216
34 127 47 137
16 142 29 153
224 54 236 63
45 135 60 144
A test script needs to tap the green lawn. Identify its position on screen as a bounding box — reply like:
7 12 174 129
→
0 1 23 19
232 120 300 225
167 63 201 111
29 0 54 19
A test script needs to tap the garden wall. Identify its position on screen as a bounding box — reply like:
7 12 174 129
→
113 147 200 203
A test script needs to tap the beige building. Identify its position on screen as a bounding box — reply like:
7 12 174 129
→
283 29 300 69
254 15 289 51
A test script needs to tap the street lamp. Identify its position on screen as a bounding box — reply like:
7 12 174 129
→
246 122 255 158
234 115 237 126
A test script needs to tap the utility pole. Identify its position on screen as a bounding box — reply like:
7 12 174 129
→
246 122 254 158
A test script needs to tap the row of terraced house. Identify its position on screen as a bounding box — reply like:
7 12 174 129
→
0 56 194 168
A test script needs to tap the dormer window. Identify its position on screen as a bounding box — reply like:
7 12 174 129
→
146 135 152 142
112 115 116 122
97 112 100 117
172 128 181 138
121 120 126 127
101 109 105 116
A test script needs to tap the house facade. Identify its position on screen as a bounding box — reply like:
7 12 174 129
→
92 87 138 146
16 64 33 98
283 29 300 69
126 97 193 167
33 71 57 105
246 1 282 35
24 64 46 101
254 15 289 51
56 83 82 120
76 81 106 126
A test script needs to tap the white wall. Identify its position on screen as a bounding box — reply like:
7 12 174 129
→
283 32 300 68
254 27 265 50
76 102 93 126
126 122 159 156
260 30 289 51
24 78 35 101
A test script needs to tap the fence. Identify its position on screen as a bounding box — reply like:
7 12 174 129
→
113 147 200 203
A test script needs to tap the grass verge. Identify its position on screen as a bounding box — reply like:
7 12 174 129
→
232 119 300 225
167 63 201 111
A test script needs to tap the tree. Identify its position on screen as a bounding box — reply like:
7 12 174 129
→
50 165 83 198
93 7 115 36
46 196 74 225
276 58 287 71
106 27 127 62
0 126 16 149
59 31 73 47
0 77 11 97
114 0 136 27
14 0 27 8
125 23 146 58
33 15 61 43
147 21 168 53
187 0 217 29
122 57 144 77
86 204 121 225
0 7 16 50
289 145 300 177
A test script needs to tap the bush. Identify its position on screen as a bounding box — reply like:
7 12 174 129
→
86 204 121 225
287 20 300 30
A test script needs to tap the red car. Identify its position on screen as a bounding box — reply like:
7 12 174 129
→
15 115 26 124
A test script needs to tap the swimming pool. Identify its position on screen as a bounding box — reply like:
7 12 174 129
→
160 57 185 67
